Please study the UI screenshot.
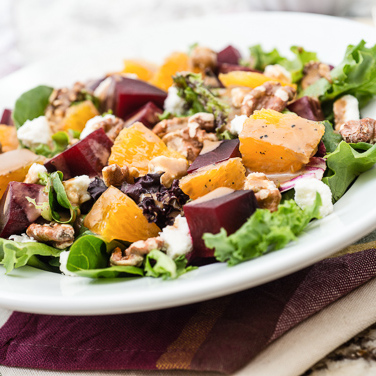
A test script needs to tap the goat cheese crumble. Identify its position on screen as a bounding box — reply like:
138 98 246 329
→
159 215 192 259
230 115 248 135
63 175 92 206
17 116 53 148
294 178 333 218
8 233 36 243
24 163 48 184
59 251 77 277
80 114 115 140
334 95 360 129
164 86 186 116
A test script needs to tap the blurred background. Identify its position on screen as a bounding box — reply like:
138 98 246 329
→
0 0 374 78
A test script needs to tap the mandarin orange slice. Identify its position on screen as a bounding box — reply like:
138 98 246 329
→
218 71 297 90
84 186 160 242
108 122 184 175
62 100 99 132
150 52 190 91
122 59 157 82
239 109 325 173
0 125 19 152
179 157 246 200
0 149 44 199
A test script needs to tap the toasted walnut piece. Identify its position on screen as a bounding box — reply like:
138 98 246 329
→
45 82 88 133
189 46 218 72
187 112 215 136
153 117 189 138
231 87 252 108
301 61 332 90
97 116 125 142
244 172 281 212
163 127 217 163
102 164 130 187
340 118 376 144
110 237 164 267
148 156 188 187
26 223 75 249
241 82 295 117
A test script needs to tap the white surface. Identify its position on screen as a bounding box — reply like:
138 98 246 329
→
1 12 376 316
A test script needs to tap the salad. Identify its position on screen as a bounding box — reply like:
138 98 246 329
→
1 40 376 280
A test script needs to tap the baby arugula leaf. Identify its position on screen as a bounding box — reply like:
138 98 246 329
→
12 85 54 129
204 195 322 266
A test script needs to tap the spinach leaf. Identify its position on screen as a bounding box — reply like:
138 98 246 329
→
144 250 196 280
323 141 376 201
0 238 61 274
66 235 142 278
12 85 53 129
204 195 322 266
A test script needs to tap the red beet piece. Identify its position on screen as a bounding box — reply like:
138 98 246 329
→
124 102 163 129
114 77 167 120
218 63 260 74
0 182 47 238
44 128 113 180
217 45 241 65
184 189 259 260
1 109 13 126
187 139 241 174
287 96 325 121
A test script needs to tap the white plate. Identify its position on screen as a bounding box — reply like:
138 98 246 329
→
1 12 376 316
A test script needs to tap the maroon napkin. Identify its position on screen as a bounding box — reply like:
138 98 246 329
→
0 249 376 374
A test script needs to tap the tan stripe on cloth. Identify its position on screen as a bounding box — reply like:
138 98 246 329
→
156 297 230 370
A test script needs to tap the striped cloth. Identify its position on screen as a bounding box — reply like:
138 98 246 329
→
1 232 376 376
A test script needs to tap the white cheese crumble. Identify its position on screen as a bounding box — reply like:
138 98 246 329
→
8 233 36 243
264 64 292 83
63 175 92 206
294 178 333 218
334 95 360 130
59 251 77 277
24 163 48 184
80 114 115 140
159 215 193 259
230 115 248 135
164 86 186 116
17 116 53 148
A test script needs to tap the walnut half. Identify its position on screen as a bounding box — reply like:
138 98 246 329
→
339 118 376 144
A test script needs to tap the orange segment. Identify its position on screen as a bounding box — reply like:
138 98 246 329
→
122 59 157 82
0 149 44 199
62 100 99 132
239 109 325 173
109 122 185 175
150 52 190 91
179 158 246 200
84 186 160 242
219 71 297 90
0 125 19 152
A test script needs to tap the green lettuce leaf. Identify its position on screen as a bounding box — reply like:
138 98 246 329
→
144 250 196 280
302 40 376 108
321 120 343 154
203 195 322 266
12 85 54 129
66 235 142 278
32 131 70 158
173 72 230 128
323 141 376 202
0 238 61 274
249 45 318 83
